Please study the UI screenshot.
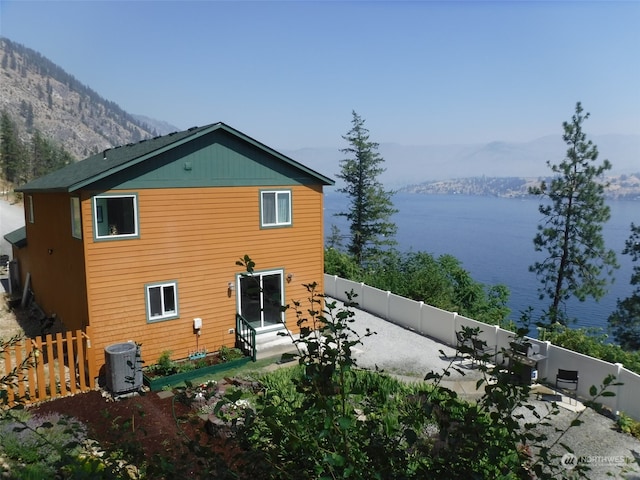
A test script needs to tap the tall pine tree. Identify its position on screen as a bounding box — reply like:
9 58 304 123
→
529 102 618 325
336 111 397 266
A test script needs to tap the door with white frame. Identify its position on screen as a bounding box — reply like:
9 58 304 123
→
238 270 285 330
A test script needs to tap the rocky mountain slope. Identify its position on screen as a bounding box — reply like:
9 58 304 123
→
0 37 178 162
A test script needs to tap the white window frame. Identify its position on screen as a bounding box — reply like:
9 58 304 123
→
70 197 82 239
238 269 285 330
27 195 34 223
93 193 139 240
260 190 291 227
145 281 179 323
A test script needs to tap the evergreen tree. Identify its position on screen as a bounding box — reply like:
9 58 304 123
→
608 223 640 350
0 110 24 183
336 111 397 266
529 102 618 325
326 224 344 250
28 129 74 182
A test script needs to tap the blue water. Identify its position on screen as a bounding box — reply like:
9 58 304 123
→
324 192 638 333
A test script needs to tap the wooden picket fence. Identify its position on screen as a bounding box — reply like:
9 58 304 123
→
1 326 96 407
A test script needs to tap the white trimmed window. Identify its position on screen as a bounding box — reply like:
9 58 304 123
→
146 281 178 322
27 195 34 223
238 270 284 329
93 194 138 239
261 190 291 227
70 197 82 239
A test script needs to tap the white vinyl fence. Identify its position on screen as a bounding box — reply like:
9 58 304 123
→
325 274 640 421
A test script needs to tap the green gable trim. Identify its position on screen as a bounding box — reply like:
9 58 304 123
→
86 129 323 191
4 226 27 249
17 123 334 193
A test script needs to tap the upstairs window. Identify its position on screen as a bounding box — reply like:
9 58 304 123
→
93 194 139 239
70 197 82 239
145 281 179 322
261 190 291 227
27 195 34 223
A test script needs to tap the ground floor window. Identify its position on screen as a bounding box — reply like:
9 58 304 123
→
238 271 284 329
146 281 179 322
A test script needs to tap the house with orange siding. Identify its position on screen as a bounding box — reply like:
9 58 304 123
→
4 122 334 378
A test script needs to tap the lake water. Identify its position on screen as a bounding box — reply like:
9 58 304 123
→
324 192 638 333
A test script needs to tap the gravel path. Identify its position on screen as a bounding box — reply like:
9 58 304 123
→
339 299 640 479
0 198 24 259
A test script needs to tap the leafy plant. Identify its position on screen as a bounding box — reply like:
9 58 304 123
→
0 411 89 478
617 411 640 439
146 349 179 376
218 345 244 363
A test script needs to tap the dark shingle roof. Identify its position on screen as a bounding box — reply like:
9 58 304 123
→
3 226 27 248
17 122 333 192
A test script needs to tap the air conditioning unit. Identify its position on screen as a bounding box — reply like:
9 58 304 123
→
104 342 142 394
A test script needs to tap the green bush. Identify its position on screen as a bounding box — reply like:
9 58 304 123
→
0 411 88 477
324 246 363 279
326 248 512 326
541 325 640 375
146 349 179 376
218 345 244 362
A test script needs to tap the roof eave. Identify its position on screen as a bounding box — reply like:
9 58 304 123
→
15 186 71 193
3 226 27 248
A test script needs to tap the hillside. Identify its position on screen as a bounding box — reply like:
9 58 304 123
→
0 37 178 162
401 174 640 200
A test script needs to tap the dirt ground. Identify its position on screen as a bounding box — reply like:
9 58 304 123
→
1 297 250 477
30 388 247 478
0 291 65 340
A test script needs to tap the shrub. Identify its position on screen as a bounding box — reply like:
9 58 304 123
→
0 411 88 477
541 325 640 375
617 412 640 439
146 350 179 376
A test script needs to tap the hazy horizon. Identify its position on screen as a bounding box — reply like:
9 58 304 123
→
1 1 638 151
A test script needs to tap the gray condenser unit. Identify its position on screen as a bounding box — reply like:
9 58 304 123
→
104 342 142 394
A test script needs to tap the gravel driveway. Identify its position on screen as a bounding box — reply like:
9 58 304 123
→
339 299 640 479
0 198 24 259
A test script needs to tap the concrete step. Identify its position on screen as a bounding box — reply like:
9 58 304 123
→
255 329 300 361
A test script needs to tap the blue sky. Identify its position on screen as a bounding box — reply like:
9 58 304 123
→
1 1 639 150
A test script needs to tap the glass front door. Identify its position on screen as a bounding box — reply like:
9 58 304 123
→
239 271 284 330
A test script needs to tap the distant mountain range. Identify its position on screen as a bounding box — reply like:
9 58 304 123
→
285 135 640 188
1 36 637 189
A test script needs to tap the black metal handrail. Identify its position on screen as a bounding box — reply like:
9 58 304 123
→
236 314 257 362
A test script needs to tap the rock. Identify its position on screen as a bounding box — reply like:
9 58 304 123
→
205 416 230 439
